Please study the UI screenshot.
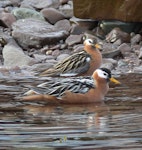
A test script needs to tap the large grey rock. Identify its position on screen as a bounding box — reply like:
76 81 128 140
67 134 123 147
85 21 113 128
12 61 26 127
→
118 43 131 57
31 62 56 73
65 34 83 46
12 8 45 21
102 43 121 58
0 1 12 8
131 34 141 45
21 0 60 10
56 53 69 61
133 66 142 73
41 8 66 24
2 42 34 67
12 19 69 48
0 12 16 28
101 58 117 70
55 19 71 32
59 1 73 17
138 47 142 59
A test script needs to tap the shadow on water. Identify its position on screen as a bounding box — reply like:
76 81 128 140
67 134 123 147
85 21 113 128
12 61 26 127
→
0 73 142 150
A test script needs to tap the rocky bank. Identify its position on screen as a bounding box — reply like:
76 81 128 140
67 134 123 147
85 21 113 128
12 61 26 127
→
0 0 142 78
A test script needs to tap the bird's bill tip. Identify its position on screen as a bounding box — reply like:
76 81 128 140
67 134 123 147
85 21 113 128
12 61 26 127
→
95 43 102 49
110 77 121 84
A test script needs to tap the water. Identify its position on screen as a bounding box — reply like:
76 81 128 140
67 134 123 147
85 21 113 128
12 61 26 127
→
0 73 142 150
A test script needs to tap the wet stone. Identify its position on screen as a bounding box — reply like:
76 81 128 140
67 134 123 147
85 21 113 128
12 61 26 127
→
12 8 45 21
2 42 35 67
131 34 141 45
101 43 121 58
59 0 69 5
21 0 60 10
55 19 71 32
106 27 130 43
12 18 69 48
52 49 60 57
138 47 142 59
41 8 66 24
56 53 70 61
31 62 56 73
118 43 132 57
101 62 114 70
32 54 47 62
70 24 87 35
0 1 13 8
59 0 73 17
65 34 83 46
0 12 16 28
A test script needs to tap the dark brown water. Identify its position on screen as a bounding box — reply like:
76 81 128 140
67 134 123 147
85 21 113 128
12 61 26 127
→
0 73 142 150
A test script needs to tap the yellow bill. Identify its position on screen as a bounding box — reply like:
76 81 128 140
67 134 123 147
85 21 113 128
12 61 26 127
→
95 43 102 49
110 77 121 84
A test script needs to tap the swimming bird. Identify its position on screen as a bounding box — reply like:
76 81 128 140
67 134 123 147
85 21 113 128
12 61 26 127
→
39 38 102 77
23 68 120 104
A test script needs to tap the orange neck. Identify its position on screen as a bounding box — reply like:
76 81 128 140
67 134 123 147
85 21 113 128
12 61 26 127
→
84 45 102 63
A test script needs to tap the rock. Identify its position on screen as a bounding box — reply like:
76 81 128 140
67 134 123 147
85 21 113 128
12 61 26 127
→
65 34 83 46
21 0 60 10
59 0 69 5
59 1 73 18
73 0 142 22
52 49 60 57
131 34 141 45
70 24 87 35
0 31 10 47
60 43 67 49
45 59 57 64
133 66 142 73
46 50 52 55
55 19 71 32
102 58 117 65
101 58 117 70
100 21 140 34
118 43 131 57
41 8 66 24
40 45 49 54
101 62 114 70
102 48 121 58
70 17 98 30
56 53 70 61
50 44 61 50
31 62 56 73
32 54 47 62
12 8 45 21
117 59 128 68
2 42 34 67
7 0 21 7
101 43 121 58
106 27 130 43
44 55 55 60
0 12 16 28
138 47 142 59
73 44 84 52
12 18 68 48
0 1 12 8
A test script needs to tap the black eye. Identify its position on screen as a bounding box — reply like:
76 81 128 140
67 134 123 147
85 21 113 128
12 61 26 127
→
103 73 107 76
88 39 93 44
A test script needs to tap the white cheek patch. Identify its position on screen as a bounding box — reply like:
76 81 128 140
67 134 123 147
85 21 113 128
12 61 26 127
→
85 39 93 45
96 69 108 79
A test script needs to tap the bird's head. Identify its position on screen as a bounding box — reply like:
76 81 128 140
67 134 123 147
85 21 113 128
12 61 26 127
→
83 38 102 50
92 68 121 84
